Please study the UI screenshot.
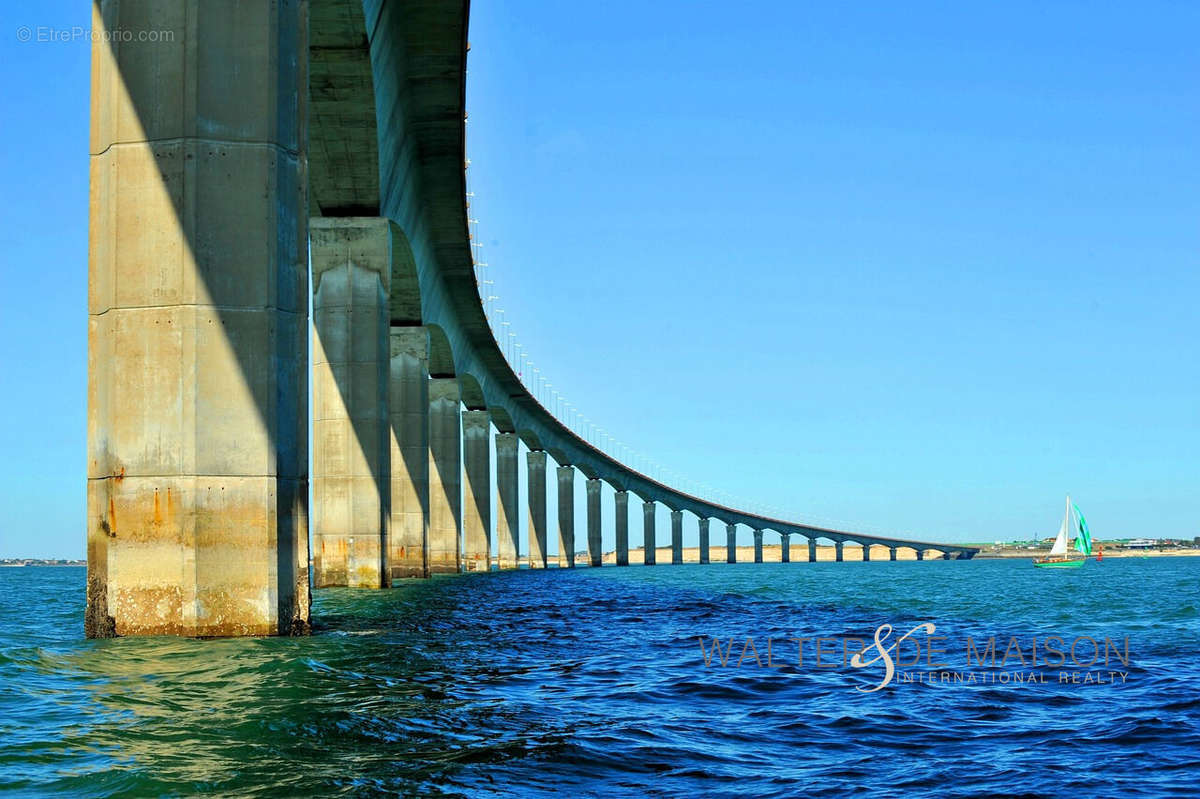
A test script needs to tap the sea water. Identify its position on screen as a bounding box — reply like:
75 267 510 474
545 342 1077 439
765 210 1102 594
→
2 559 1198 796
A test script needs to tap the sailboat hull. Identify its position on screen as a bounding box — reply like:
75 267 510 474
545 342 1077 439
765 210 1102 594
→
1033 558 1086 569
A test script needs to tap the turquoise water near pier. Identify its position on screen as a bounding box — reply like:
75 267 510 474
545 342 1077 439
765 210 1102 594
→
2 559 1198 796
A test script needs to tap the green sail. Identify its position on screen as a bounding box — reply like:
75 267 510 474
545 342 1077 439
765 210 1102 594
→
1072 503 1092 555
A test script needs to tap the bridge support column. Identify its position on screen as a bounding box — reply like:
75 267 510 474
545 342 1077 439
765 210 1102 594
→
726 523 737 563
311 219 391 589
643 501 657 565
835 541 844 562
388 327 429 580
527 451 548 568
461 411 491 572
428 378 462 574
862 543 871 562
671 510 683 564
753 529 763 563
586 478 602 567
915 550 925 561
495 433 519 569
942 551 952 560
808 538 817 562
698 518 710 564
557 466 576 568
780 534 790 563
615 490 629 566
889 546 897 561
86 1 309 636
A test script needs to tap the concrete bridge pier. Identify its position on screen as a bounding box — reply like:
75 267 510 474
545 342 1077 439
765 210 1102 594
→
586 478 602 567
808 538 817 562
698 518 710 564
726 523 737 563
86 0 309 636
915 549 925 561
862 543 871 562
780 533 790 563
527 451 548 568
889 546 897 561
428 378 462 574
557 465 576 568
753 529 763 563
643 501 657 565
615 490 629 566
942 551 953 560
670 510 684 564
835 541 844 562
461 410 491 572
389 327 430 580
311 219 391 589
495 433 520 569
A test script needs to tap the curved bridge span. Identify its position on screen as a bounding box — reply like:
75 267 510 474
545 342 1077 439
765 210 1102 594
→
86 0 976 637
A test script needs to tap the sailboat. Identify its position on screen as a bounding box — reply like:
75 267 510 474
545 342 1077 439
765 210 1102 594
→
1034 495 1092 568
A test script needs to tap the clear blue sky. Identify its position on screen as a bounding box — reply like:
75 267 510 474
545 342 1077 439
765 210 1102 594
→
1 1 1196 558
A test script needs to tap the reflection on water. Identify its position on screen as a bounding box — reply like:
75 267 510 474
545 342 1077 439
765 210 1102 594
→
2 560 1198 796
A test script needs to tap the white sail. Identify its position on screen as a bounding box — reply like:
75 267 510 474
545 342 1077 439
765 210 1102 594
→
1048 495 1070 556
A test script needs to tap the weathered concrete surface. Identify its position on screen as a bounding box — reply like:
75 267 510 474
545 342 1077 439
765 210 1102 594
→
557 465 576 568
461 410 491 572
698 518 710 564
527 451 548 568
495 432 519 569
311 218 392 589
388 326 429 579
428 378 461 574
586 478 602 567
780 533 790 563
727 523 737 563
614 490 629 566
308 0 378 216
643 501 657 566
753 529 764 563
87 0 309 637
671 511 684 565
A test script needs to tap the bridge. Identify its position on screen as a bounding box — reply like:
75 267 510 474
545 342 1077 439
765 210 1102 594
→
85 0 977 638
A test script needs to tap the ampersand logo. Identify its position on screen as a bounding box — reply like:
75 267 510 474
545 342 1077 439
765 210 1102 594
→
849 622 937 692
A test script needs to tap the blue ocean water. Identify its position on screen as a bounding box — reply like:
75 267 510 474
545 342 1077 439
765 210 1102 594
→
1 559 1198 797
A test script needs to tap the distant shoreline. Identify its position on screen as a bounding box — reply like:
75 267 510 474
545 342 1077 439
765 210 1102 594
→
1 561 85 567
974 548 1200 559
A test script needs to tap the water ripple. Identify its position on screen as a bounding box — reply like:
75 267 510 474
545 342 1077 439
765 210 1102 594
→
1 559 1198 796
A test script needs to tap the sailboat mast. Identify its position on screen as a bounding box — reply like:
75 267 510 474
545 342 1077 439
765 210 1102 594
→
1036 494 1088 567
